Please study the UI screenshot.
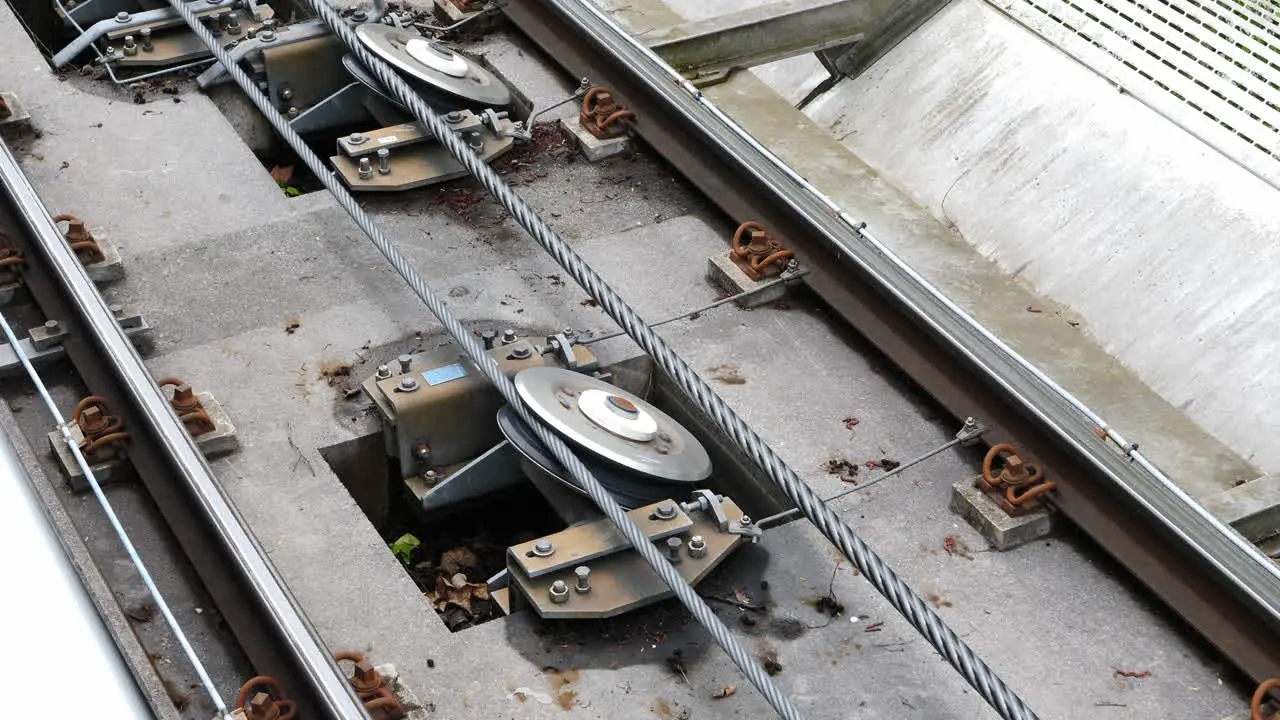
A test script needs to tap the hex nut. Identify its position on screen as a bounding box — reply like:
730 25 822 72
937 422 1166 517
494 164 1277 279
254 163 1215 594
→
688 535 707 559
549 580 569 604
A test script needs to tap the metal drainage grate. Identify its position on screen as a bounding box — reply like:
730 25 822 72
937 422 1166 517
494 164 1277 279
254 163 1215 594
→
989 0 1280 186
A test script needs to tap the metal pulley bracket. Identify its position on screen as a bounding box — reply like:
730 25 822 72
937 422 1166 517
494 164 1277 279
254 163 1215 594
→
505 496 753 619
543 332 576 369
330 109 520 192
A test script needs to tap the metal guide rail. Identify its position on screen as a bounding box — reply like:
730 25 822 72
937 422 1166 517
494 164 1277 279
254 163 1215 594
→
0 140 370 719
501 0 1280 684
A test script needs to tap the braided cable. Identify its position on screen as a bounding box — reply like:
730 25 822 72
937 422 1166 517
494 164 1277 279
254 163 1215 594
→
166 3 802 718
301 3 1036 718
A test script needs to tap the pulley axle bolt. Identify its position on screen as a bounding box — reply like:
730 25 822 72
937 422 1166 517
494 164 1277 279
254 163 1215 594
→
688 535 707 559
348 133 367 145
377 148 391 175
122 35 137 56
375 364 391 379
357 157 374 180
654 501 677 521
574 566 591 593
549 580 569 604
398 377 419 392
139 27 153 51
114 11 130 22
532 539 555 557
665 536 683 563
501 329 517 345
259 29 276 42
397 354 412 373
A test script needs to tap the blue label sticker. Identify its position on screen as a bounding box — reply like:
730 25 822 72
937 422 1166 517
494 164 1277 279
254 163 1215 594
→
423 362 467 386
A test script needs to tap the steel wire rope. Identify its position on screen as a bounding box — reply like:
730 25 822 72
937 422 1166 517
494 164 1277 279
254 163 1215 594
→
298 2 1037 717
162 3 803 717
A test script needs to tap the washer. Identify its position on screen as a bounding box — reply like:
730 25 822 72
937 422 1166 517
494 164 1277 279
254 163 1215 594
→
353 24 512 108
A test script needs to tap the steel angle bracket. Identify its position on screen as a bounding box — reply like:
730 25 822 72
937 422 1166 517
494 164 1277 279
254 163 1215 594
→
507 497 748 619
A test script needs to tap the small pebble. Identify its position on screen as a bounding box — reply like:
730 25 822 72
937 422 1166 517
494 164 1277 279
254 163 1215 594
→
760 580 769 590
427 658 435 668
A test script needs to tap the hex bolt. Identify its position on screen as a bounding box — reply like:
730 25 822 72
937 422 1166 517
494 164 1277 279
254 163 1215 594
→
468 131 484 151
139 27 153 51
665 536 683 563
286 107 299 118
481 330 497 350
549 580 569 604
351 660 383 693
574 566 591 593
114 11 130 22
377 148 391 175
259 29 275 42
122 35 137 56
375 364 391 379
205 14 222 36
688 535 707 559
44 320 61 335
511 347 532 360
501 329 517 345
397 354 412 373
348 133 367 145
532 539 555 557
654 501 677 521
357 157 373 180
398 377 419 392
563 327 576 340
445 111 464 123
279 85 293 101
261 17 276 28
413 443 430 460
226 15 241 34
352 8 367 21
246 692 274 720
739 515 753 527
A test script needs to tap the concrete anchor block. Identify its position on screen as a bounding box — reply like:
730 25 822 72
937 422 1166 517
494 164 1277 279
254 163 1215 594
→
706 252 789 307
0 92 31 128
950 477 1052 550
52 391 238 492
559 117 629 162
374 663 432 719
82 234 126 284
49 423 135 492
1199 473 1280 543
188 391 240 459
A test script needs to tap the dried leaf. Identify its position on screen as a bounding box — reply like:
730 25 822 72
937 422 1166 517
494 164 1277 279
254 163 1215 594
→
733 588 753 607
426 573 489 615
269 164 295 184
439 546 481 577
712 686 736 699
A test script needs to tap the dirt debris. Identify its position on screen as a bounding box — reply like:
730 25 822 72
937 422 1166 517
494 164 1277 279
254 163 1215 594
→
707 364 747 385
284 317 301 334
712 686 736 699
942 535 974 560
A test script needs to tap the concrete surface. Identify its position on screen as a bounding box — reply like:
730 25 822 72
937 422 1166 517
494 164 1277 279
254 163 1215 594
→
799 0 1280 473
0 6 1260 720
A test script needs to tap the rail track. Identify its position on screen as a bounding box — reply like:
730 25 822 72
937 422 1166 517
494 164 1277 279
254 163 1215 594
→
1 0 1277 717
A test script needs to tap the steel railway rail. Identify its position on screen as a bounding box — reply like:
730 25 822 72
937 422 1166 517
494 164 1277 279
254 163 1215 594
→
502 0 1280 684
0 141 370 719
